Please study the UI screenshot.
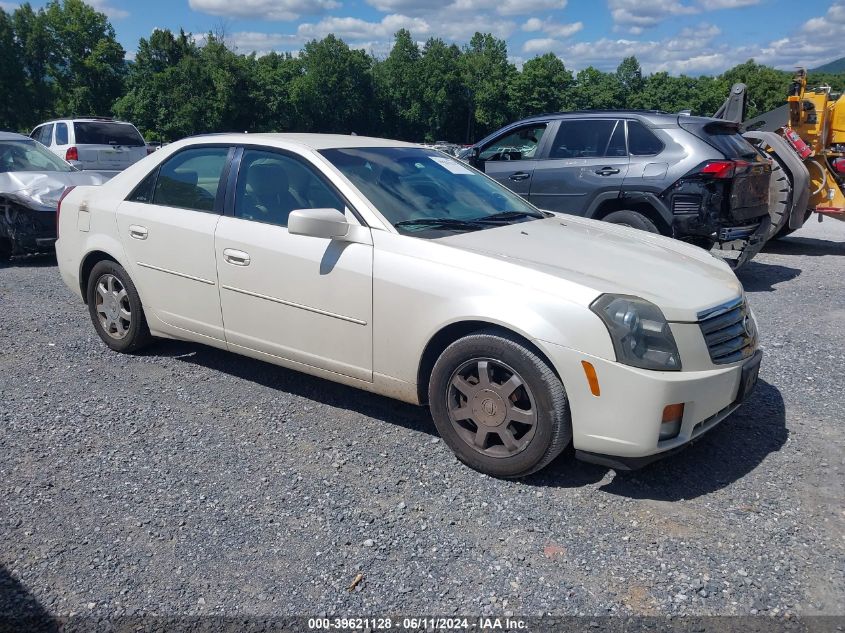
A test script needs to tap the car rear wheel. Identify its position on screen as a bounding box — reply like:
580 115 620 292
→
429 331 571 478
602 210 659 233
87 260 151 353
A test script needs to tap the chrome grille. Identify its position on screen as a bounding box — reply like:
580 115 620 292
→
698 298 756 365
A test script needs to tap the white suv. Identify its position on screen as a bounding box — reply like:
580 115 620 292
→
30 117 147 179
54 133 763 477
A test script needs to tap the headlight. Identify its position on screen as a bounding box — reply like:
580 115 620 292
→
591 295 682 371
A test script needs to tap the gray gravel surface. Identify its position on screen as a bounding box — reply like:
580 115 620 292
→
1 220 843 623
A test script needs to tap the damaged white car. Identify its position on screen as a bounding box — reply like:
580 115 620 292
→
0 132 105 261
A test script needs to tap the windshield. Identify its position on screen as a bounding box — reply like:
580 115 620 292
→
320 147 545 236
0 140 74 173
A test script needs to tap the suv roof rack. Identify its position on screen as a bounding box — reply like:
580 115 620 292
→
528 109 671 118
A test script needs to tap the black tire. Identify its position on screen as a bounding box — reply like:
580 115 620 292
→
772 210 813 240
428 330 571 478
602 210 659 233
86 260 151 353
764 153 793 239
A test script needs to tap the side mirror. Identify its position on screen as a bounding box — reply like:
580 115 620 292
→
288 208 350 240
469 146 483 170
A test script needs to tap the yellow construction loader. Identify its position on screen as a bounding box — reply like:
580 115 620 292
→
715 68 845 239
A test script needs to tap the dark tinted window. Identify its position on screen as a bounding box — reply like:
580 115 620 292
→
34 124 54 146
606 121 627 157
479 124 546 161
703 126 758 159
73 122 145 146
55 123 69 145
549 120 617 158
153 147 229 212
627 120 664 155
235 150 343 227
127 167 160 203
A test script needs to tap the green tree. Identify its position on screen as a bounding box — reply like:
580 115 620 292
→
418 38 468 142
0 8 28 130
719 60 790 117
289 35 375 134
572 66 622 110
509 53 574 119
250 52 303 132
375 29 425 140
616 55 644 106
12 3 53 126
461 32 516 141
42 0 126 116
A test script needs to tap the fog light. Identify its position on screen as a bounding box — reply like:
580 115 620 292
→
660 403 684 440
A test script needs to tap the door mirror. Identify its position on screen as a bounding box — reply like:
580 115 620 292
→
468 146 483 171
288 208 350 240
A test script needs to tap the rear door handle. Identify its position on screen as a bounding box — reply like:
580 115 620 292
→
595 167 621 176
223 248 251 266
129 225 148 240
509 172 531 182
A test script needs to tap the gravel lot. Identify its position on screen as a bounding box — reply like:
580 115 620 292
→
1 219 843 626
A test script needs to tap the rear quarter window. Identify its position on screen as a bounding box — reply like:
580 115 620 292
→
73 122 145 147
627 120 664 155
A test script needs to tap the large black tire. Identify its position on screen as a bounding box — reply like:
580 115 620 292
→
602 210 659 233
428 330 571 478
86 260 151 353
772 210 813 240
764 153 793 240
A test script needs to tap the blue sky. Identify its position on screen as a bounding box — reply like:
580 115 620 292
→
3 0 842 74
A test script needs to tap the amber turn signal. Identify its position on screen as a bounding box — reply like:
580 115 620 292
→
581 361 601 397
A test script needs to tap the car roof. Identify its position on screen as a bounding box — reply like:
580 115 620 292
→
38 118 136 125
0 131 33 141
185 133 420 151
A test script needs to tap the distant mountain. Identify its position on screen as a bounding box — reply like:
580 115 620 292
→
812 57 845 73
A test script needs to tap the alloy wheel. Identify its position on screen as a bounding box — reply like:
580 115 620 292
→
95 273 132 340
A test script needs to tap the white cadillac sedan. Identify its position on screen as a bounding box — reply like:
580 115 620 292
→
55 134 762 477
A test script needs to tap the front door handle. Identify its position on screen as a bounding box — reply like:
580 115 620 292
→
129 225 148 240
509 172 531 182
595 167 621 176
223 248 251 266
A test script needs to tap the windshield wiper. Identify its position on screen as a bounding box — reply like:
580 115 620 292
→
471 210 545 224
394 218 487 232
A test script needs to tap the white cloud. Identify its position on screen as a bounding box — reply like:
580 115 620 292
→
704 0 760 7
189 0 339 21
0 1 18 11
609 0 698 33
367 0 565 17
86 0 129 19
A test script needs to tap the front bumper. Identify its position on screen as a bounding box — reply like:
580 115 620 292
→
541 341 761 467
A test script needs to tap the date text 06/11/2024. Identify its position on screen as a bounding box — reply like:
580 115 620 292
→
306 617 529 630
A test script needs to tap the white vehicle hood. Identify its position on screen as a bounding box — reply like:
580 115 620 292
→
437 214 743 322
0 171 106 212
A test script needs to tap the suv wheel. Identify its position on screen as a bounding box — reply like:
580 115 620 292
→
86 260 151 353
602 210 659 233
429 330 571 478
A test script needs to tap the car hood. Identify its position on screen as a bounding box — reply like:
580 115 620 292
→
436 214 743 322
0 171 106 212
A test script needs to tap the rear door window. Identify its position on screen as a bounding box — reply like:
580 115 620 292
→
627 120 664 156
548 120 618 159
55 123 69 145
152 147 230 212
73 122 145 147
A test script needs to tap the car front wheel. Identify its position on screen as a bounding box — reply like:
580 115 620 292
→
86 260 151 353
429 330 571 478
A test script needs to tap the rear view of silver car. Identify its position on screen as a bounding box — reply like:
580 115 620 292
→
30 117 147 179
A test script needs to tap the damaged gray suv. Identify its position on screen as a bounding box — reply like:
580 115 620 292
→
466 111 773 267
0 132 104 261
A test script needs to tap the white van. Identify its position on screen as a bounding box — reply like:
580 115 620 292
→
30 117 148 179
